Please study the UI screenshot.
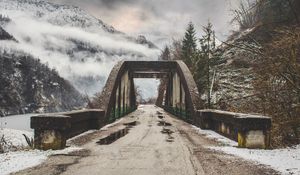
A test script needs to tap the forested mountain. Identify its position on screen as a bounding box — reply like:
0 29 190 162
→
0 50 85 116
0 26 14 41
0 0 160 115
0 0 159 96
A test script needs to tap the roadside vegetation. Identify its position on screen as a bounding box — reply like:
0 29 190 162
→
159 0 300 147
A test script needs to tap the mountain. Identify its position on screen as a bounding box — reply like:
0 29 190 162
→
0 50 85 116
0 0 159 115
0 0 159 97
0 26 15 41
0 25 85 116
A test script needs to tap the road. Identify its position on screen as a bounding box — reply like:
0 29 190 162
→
14 105 279 175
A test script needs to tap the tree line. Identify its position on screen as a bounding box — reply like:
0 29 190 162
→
160 21 219 108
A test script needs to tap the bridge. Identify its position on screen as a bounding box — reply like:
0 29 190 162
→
96 60 202 123
31 60 271 151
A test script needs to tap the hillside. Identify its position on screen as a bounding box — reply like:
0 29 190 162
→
0 25 84 116
0 0 160 115
0 50 85 116
212 14 300 147
0 0 159 97
0 25 15 41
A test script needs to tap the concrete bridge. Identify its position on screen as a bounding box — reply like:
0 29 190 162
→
97 60 202 123
31 61 271 151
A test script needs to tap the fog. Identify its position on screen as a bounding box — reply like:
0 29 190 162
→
50 0 241 47
134 79 160 102
0 4 159 98
0 0 242 101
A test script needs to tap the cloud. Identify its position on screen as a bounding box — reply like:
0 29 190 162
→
0 10 159 96
49 0 241 47
0 0 242 100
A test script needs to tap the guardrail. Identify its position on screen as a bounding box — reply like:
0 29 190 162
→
196 110 271 149
31 109 105 150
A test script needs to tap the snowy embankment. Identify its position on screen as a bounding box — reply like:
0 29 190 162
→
0 128 33 152
0 128 81 175
0 147 81 175
193 126 300 175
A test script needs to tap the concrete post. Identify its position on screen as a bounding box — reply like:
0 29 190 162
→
238 130 270 149
31 115 71 150
34 129 67 150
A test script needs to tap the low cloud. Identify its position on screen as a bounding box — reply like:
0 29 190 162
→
1 10 159 97
50 0 241 47
0 0 242 99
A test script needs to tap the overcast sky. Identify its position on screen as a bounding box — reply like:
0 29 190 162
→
49 0 240 48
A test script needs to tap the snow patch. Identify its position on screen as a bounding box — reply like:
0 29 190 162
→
0 147 82 175
192 126 237 147
0 127 82 175
192 126 300 174
0 128 33 152
67 129 97 143
0 150 46 175
100 118 124 131
210 145 300 175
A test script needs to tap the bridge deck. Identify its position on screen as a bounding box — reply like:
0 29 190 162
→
17 105 278 175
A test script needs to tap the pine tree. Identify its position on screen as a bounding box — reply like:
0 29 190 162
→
170 40 182 60
198 21 216 108
160 46 171 61
182 22 197 67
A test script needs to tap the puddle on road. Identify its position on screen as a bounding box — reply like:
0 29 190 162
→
161 128 174 134
166 136 175 142
156 115 175 143
157 120 172 126
157 115 164 119
97 120 138 145
156 111 163 115
161 128 175 143
124 121 139 128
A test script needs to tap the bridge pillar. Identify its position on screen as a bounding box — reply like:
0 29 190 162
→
121 71 134 115
163 71 190 120
108 70 136 122
165 73 172 107
120 73 125 116
115 86 120 120
172 72 180 110
129 77 136 109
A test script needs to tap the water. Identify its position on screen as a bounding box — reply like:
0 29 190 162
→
0 114 38 131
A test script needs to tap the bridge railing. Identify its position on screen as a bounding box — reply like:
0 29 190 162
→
31 109 105 150
163 106 193 123
196 110 271 149
108 106 137 123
